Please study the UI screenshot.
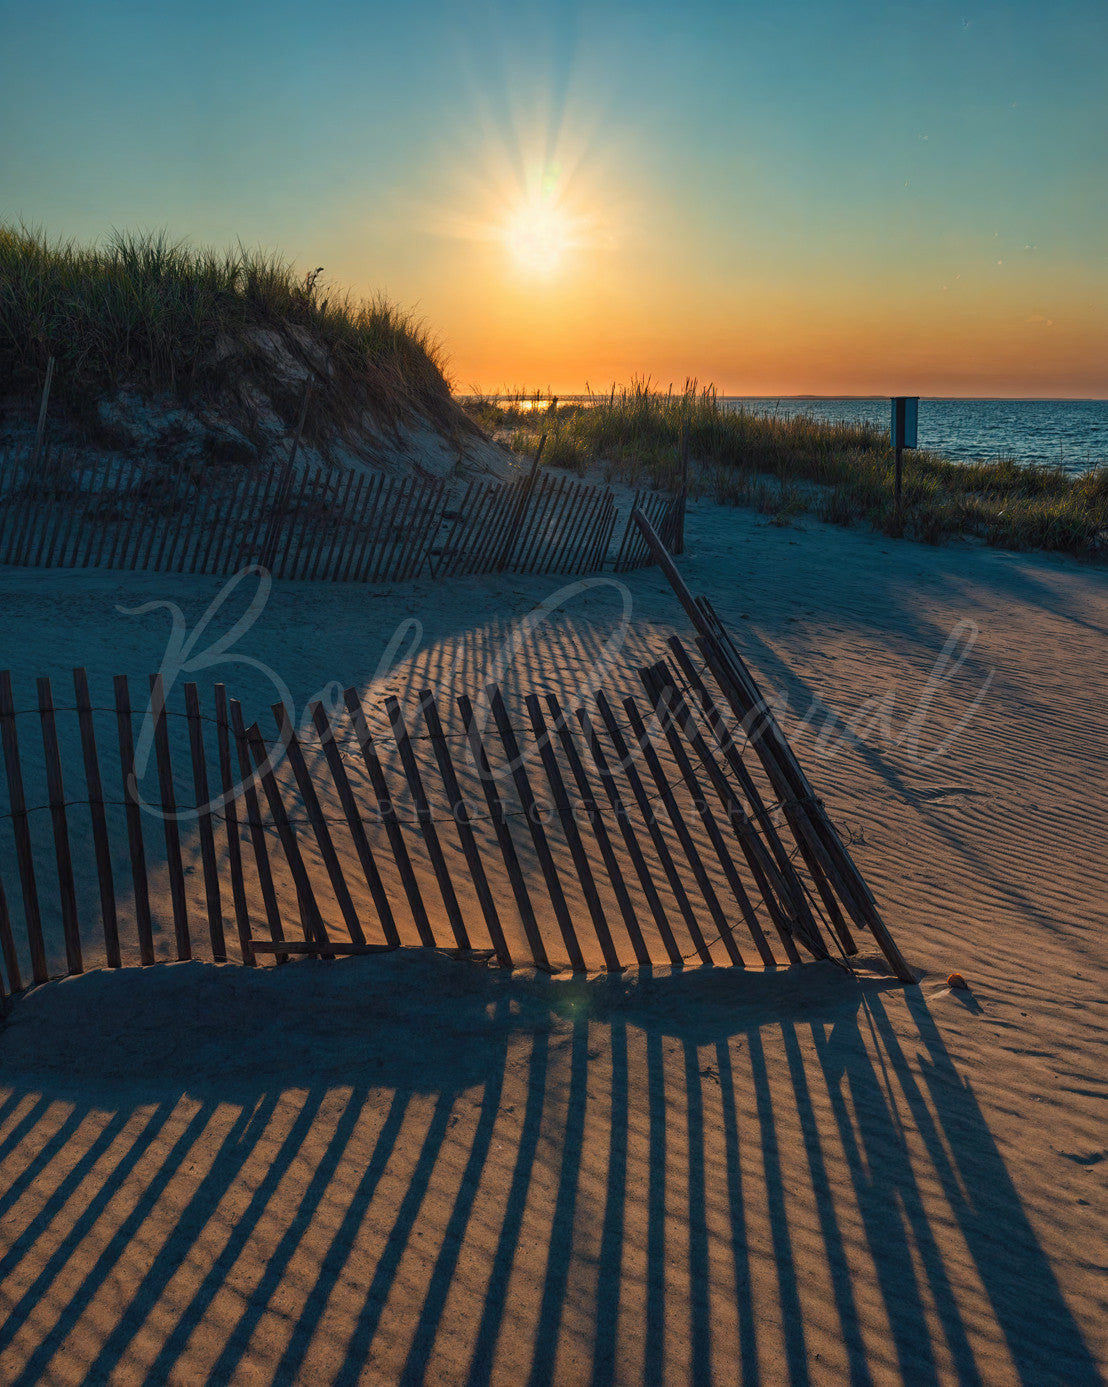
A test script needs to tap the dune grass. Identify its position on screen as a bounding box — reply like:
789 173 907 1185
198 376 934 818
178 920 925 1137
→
465 382 1108 561
0 224 464 442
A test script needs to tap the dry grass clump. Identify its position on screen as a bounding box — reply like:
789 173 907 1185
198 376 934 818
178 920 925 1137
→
0 224 468 447
465 382 1107 561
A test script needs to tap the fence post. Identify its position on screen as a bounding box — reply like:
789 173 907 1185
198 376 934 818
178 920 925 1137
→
495 433 545 571
674 419 689 555
258 382 312 571
31 356 55 473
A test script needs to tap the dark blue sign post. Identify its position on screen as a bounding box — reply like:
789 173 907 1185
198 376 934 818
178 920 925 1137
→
890 397 918 508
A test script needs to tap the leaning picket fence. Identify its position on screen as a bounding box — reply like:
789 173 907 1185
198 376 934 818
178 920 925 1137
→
0 537 914 1001
0 443 678 582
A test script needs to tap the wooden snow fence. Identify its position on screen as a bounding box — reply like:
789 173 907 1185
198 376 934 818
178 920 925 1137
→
0 443 442 582
0 443 656 582
0 621 911 1001
612 488 685 571
430 470 617 577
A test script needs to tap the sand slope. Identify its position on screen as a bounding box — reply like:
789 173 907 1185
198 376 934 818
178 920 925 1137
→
0 500 1105 1384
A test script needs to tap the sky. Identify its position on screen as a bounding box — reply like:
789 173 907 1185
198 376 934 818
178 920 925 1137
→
1 0 1105 397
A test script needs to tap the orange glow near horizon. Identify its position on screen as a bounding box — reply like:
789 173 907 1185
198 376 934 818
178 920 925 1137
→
5 4 1103 402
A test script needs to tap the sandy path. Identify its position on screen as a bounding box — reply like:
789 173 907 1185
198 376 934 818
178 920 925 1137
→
0 500 1105 1384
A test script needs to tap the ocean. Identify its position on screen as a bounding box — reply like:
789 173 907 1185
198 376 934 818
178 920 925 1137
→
719 398 1108 474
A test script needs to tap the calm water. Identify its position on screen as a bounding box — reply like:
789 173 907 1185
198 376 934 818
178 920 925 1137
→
720 398 1108 474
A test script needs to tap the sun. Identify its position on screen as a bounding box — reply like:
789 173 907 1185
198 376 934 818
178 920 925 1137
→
503 199 572 277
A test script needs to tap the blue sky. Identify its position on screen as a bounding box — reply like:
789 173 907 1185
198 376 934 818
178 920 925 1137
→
2 0 1105 393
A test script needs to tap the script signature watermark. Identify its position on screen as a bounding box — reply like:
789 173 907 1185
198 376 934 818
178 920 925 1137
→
118 564 994 823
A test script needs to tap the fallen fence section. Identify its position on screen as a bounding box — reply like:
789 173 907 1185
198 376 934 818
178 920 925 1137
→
0 644 910 998
0 444 674 582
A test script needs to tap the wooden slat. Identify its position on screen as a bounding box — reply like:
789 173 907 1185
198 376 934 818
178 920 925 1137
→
103 466 134 570
285 466 322 579
694 626 867 952
302 466 342 578
275 466 315 578
184 682 226 960
171 468 206 571
486 474 529 575
229 698 284 952
612 495 640 572
73 667 120 967
272 701 366 945
244 719 330 950
515 473 563 574
149 673 191 960
573 703 679 963
495 443 543 572
633 507 913 980
60 460 98 568
53 450 83 564
311 699 400 947
150 464 189 572
593 501 618 571
633 666 779 966
544 692 650 966
551 480 595 573
343 686 435 946
214 684 255 965
538 477 578 574
639 661 821 965
198 473 236 573
29 445 59 566
213 466 259 575
74 466 108 568
327 471 366 580
0 670 48 984
385 694 470 950
575 490 611 574
457 693 549 970
0 447 22 561
315 468 357 580
86 465 119 568
593 689 710 967
37 677 83 975
114 674 155 966
419 690 511 966
119 473 151 571
377 477 417 580
303 469 347 580
240 465 280 571
41 457 73 568
515 471 563 573
525 693 621 970
462 484 511 576
430 481 474 578
134 470 171 573
14 449 48 565
487 685 585 971
379 478 425 581
403 479 446 579
665 637 835 944
347 474 391 582
620 692 743 966
337 472 379 582
0 870 21 994
8 463 42 567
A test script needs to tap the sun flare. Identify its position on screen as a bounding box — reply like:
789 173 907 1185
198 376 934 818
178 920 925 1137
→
503 199 572 277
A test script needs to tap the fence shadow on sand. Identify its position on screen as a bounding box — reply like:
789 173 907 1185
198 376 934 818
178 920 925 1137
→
0 955 1098 1385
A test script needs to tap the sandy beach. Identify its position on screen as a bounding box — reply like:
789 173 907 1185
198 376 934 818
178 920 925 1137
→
0 498 1105 1385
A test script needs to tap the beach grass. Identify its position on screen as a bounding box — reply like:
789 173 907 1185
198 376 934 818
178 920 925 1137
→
465 382 1108 560
0 223 463 442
